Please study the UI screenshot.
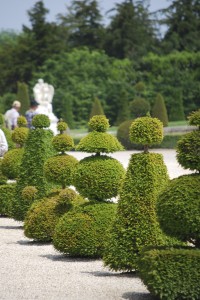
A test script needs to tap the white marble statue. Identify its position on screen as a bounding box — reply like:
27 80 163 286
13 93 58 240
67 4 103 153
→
33 79 58 134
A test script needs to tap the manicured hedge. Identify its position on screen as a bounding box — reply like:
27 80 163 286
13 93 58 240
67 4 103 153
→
138 247 200 300
0 183 16 217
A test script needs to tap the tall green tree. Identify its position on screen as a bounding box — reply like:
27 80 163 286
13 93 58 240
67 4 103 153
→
104 0 158 60
161 0 200 52
58 0 105 50
17 82 30 116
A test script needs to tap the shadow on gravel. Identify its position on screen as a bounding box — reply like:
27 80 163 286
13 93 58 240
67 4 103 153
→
17 239 51 246
40 253 100 263
81 270 137 278
122 292 156 300
0 225 23 230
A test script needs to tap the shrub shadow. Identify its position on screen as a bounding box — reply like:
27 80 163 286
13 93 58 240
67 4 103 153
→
40 253 100 263
122 292 156 300
81 270 137 278
17 239 51 246
0 225 23 230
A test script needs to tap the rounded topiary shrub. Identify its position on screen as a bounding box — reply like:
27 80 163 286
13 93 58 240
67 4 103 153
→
53 202 117 258
1 148 24 179
129 98 150 118
21 186 38 205
11 127 29 147
88 115 109 132
57 120 68 133
73 155 125 201
129 116 163 151
188 109 200 128
157 174 200 247
52 134 74 153
44 155 78 189
17 115 27 127
24 188 86 242
32 114 50 128
117 120 143 150
176 130 200 172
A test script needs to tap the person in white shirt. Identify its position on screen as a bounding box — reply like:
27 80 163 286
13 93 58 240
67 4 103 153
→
0 129 8 157
4 100 21 130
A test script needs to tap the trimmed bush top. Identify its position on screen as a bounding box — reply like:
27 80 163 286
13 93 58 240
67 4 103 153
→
52 134 74 153
88 115 109 132
188 109 200 127
76 131 124 153
17 116 27 127
11 127 29 147
32 114 50 128
57 120 68 133
129 116 163 147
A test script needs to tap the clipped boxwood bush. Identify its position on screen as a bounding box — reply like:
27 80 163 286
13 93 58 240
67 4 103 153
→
53 202 117 258
1 148 24 179
138 247 200 300
103 152 169 271
32 114 50 128
157 174 200 247
129 98 150 118
11 127 29 147
0 159 8 184
129 116 163 152
88 115 109 132
44 155 78 189
52 134 74 153
73 155 125 201
24 188 86 242
0 183 16 217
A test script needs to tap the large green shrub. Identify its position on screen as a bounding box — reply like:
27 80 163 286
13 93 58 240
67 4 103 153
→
0 159 8 184
74 115 125 201
0 183 16 217
24 188 86 242
157 174 200 247
12 114 56 221
53 202 117 258
73 155 125 201
103 152 169 271
138 247 200 300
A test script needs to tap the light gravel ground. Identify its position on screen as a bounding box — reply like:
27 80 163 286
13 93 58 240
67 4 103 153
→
0 150 192 300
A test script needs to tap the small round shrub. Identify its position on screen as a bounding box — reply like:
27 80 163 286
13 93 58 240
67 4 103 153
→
188 109 200 127
176 130 200 172
21 186 38 205
76 131 124 153
57 120 68 133
73 155 125 201
24 188 86 242
88 115 109 132
129 116 163 148
11 127 29 147
52 134 74 153
1 148 24 179
44 154 78 188
129 97 150 118
53 202 117 257
17 116 27 127
117 119 143 150
32 114 50 128
157 174 200 247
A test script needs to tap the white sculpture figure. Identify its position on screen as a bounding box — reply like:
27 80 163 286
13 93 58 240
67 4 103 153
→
33 79 58 134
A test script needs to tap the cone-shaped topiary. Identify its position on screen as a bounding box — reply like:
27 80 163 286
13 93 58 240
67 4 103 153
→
157 174 200 248
12 114 56 221
44 120 78 189
152 93 168 127
176 109 200 172
129 115 163 153
103 152 169 271
89 97 105 120
53 202 117 258
24 188 86 242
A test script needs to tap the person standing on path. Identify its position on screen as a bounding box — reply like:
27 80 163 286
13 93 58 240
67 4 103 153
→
4 100 21 130
25 99 39 128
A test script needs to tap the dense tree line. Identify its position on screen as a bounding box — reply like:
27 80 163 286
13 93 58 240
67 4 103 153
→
0 0 199 127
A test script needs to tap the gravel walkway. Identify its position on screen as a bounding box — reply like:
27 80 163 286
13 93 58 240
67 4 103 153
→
0 150 191 299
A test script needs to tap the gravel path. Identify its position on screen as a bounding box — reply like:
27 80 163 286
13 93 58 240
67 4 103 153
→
0 150 191 299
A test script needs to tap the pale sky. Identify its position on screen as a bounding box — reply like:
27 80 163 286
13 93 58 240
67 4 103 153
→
0 0 169 32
